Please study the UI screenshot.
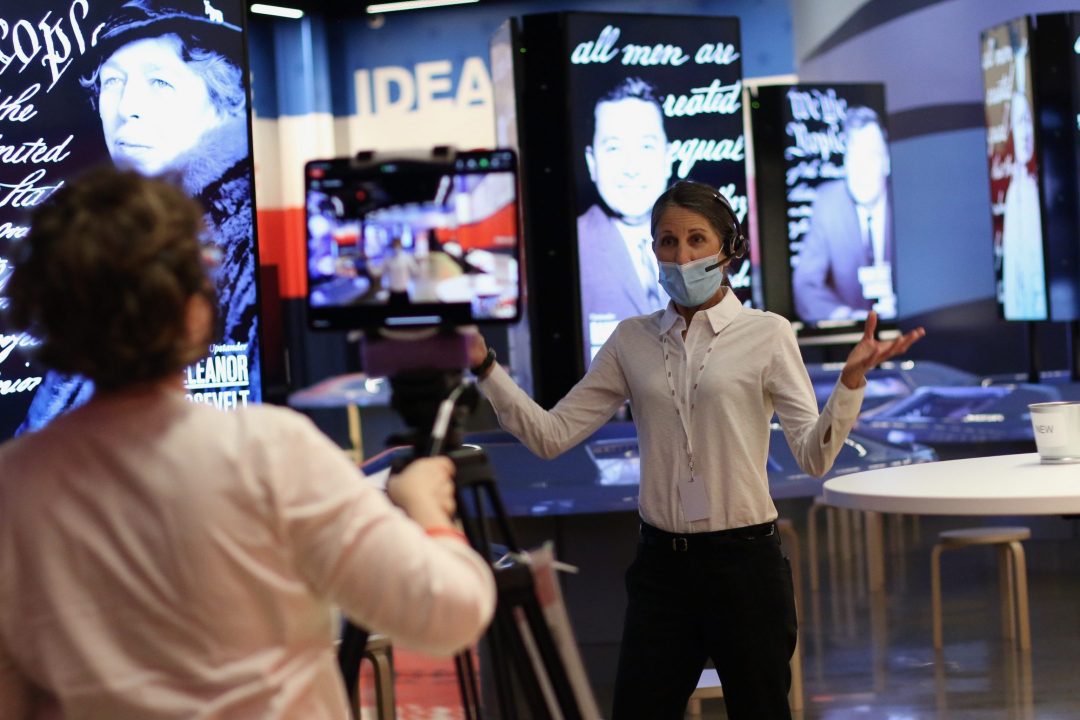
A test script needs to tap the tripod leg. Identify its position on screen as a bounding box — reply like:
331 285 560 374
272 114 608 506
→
455 649 483 720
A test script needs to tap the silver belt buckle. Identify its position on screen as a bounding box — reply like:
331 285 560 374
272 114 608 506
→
672 537 688 552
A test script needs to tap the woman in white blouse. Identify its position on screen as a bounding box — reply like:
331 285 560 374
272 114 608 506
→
468 181 924 719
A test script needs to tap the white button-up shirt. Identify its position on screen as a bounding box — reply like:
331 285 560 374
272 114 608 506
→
480 289 864 533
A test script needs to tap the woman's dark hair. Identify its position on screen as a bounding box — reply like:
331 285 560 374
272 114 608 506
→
6 167 210 390
650 181 747 258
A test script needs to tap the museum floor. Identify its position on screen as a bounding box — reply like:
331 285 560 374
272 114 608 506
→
359 513 1080 719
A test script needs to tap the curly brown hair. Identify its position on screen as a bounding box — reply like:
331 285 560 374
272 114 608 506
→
6 167 210 390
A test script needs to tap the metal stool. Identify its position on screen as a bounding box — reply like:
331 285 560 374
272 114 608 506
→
351 633 396 720
807 497 826 591
930 527 1031 651
687 519 804 716
807 497 859 592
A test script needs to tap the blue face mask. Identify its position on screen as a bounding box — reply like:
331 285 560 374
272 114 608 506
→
658 253 725 308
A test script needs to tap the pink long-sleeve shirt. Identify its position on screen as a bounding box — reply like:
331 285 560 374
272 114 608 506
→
0 387 495 720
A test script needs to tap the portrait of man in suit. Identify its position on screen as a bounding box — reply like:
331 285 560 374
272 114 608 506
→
577 76 672 360
791 106 896 324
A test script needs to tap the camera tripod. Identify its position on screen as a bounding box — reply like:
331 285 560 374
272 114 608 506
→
337 360 587 719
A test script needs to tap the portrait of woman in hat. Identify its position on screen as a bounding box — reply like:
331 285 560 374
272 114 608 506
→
18 0 259 432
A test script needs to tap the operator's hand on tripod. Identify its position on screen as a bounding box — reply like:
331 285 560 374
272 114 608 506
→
387 456 458 531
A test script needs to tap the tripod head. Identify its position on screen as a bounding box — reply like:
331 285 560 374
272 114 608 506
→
359 328 516 548
360 329 477 457
386 366 479 456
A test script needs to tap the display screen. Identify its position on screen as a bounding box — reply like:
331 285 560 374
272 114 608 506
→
1073 15 1080 160
981 18 1048 321
750 83 895 328
305 149 521 329
565 14 749 364
0 0 262 441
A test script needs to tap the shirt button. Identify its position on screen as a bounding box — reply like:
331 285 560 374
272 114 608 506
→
707 347 712 352
693 384 698 389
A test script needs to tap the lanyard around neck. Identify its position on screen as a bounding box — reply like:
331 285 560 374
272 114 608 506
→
660 324 722 475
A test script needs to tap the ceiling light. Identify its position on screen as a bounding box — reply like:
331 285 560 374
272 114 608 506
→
367 0 479 14
250 4 304 18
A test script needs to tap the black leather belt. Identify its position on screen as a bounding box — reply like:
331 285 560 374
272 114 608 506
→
639 520 776 552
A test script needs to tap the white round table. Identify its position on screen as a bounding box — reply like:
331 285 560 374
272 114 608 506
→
823 453 1080 590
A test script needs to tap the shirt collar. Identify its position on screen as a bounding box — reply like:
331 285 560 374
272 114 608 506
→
658 287 741 336
659 303 680 335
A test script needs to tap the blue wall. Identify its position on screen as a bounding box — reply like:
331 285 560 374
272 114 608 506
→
250 0 795 120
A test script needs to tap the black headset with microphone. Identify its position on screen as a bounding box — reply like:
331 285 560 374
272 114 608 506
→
702 191 747 274
713 191 747 260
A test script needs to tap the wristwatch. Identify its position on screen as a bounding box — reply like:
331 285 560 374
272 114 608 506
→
470 347 497 377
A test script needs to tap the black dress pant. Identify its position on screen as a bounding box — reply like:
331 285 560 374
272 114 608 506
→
611 521 797 720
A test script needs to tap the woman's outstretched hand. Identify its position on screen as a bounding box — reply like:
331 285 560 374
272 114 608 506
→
840 311 926 390
466 332 489 370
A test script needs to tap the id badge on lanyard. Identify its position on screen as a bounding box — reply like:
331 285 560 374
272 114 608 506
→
679 454 710 521
661 331 719 522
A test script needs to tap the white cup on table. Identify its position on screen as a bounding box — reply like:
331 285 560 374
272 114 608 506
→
1028 401 1080 464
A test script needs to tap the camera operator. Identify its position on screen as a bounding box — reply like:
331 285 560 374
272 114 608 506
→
0 167 495 720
